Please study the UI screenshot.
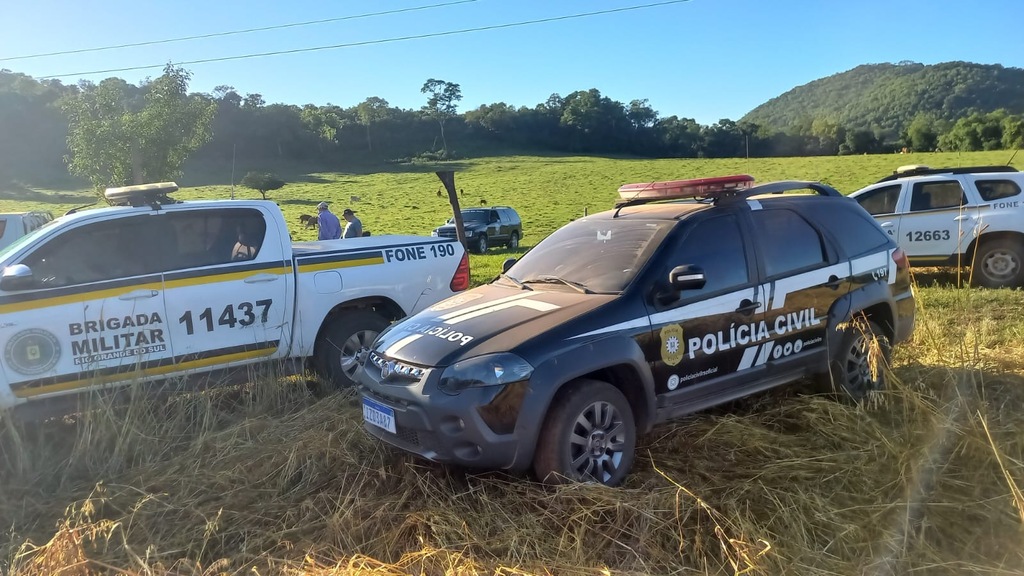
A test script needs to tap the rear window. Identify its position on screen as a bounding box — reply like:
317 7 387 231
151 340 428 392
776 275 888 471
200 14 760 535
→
975 179 1022 202
801 201 891 257
855 185 901 215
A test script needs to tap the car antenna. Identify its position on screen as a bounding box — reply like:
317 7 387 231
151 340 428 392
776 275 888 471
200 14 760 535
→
64 200 98 216
612 180 658 218
1007 148 1020 167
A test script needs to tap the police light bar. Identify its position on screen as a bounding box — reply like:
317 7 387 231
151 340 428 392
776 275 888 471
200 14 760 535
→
105 181 180 206
617 174 755 202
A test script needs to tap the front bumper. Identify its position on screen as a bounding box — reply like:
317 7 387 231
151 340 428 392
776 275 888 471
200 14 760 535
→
357 356 529 471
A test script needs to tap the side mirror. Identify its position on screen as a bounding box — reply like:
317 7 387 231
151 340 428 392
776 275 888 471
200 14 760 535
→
669 265 706 291
1 264 34 291
501 258 517 273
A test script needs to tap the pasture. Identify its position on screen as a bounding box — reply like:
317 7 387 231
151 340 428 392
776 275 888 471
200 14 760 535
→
2 151 1024 574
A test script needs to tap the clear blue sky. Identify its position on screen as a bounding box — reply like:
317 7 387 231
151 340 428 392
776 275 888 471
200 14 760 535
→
2 0 1022 125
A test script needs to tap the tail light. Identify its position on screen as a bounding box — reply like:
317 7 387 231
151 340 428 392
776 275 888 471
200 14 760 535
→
450 252 470 292
892 247 909 270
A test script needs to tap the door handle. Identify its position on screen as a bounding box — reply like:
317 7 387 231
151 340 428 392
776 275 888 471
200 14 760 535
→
879 221 894 228
118 289 159 300
824 274 843 290
953 215 971 221
244 274 279 284
735 299 759 315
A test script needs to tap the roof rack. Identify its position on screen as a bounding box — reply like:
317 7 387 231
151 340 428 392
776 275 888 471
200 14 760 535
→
875 165 1018 183
613 180 841 217
104 182 182 209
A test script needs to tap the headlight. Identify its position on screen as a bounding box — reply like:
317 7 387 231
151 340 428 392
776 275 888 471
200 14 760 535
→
464 230 474 237
438 353 533 395
431 230 439 237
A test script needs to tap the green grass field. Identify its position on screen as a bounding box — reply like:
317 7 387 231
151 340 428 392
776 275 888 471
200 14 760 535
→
2 151 1023 575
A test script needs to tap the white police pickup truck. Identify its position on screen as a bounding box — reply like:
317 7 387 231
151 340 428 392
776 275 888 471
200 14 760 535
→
0 183 469 414
850 165 1024 288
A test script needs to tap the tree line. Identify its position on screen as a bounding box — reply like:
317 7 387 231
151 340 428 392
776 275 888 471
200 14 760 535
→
1 65 1023 191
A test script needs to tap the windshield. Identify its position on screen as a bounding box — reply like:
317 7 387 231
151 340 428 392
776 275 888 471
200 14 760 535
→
505 217 673 293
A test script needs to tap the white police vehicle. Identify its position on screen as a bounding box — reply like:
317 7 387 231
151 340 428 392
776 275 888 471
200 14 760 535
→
850 165 1024 287
358 176 916 486
0 183 469 414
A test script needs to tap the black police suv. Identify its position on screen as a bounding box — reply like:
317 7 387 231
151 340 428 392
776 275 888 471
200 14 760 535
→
358 179 916 486
432 206 522 253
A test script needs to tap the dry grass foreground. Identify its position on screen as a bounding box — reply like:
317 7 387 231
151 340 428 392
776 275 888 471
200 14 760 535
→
2 278 1024 575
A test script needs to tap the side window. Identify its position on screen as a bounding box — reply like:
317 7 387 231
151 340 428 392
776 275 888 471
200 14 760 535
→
910 181 965 211
167 209 268 269
489 210 499 223
20 215 162 288
856 185 901 215
0 220 7 239
751 209 827 278
975 179 1022 202
665 214 749 298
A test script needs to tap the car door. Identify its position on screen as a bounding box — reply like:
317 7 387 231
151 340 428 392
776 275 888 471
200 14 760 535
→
0 212 172 400
746 206 842 374
160 206 292 368
896 177 979 263
647 212 764 395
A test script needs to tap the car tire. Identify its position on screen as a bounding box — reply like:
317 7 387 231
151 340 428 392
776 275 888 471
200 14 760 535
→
507 231 520 250
826 318 891 401
972 237 1024 288
533 379 636 487
313 309 389 392
474 234 488 254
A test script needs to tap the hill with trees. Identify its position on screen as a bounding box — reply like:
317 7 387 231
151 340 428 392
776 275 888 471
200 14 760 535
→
742 61 1024 142
2 61 1023 191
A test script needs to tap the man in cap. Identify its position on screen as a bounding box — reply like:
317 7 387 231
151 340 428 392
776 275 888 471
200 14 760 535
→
342 208 363 239
317 201 342 240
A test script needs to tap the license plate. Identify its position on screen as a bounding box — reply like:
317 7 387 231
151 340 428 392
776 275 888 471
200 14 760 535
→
362 397 396 434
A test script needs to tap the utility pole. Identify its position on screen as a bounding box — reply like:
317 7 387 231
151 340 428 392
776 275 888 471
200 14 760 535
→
230 143 237 200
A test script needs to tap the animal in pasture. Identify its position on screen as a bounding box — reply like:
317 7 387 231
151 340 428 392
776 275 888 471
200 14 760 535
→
298 214 318 229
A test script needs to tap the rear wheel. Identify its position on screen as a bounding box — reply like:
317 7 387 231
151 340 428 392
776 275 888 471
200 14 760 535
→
533 379 636 486
507 231 520 250
827 318 891 401
973 238 1024 288
313 309 389 391
474 234 488 254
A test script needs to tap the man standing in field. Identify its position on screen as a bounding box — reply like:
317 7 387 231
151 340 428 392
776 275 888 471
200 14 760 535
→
317 202 342 240
342 208 363 238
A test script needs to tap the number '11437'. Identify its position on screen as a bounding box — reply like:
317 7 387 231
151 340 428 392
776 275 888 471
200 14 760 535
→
178 300 272 335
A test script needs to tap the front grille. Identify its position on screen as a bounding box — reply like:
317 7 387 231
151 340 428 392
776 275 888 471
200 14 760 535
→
368 351 425 384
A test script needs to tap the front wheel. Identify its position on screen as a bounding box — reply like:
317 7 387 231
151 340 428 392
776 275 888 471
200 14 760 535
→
507 231 520 250
973 238 1024 288
826 318 891 401
533 379 636 486
313 309 389 391
474 234 488 254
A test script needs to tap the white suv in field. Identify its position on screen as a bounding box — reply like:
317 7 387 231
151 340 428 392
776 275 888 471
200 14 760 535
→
850 165 1024 288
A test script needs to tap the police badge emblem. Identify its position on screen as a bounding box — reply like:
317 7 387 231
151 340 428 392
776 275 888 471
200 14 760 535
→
660 323 684 366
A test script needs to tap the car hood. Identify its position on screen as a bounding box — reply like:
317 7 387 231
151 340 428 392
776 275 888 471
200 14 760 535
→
434 222 484 233
372 283 615 366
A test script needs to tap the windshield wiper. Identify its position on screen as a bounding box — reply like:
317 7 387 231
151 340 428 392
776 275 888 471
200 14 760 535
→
522 276 593 294
498 273 532 290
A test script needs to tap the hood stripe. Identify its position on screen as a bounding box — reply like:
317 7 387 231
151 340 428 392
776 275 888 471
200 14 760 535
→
384 333 423 357
436 291 537 321
444 298 560 325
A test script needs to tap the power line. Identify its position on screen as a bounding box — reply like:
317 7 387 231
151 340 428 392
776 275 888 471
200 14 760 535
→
0 0 478 62
37 0 691 80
